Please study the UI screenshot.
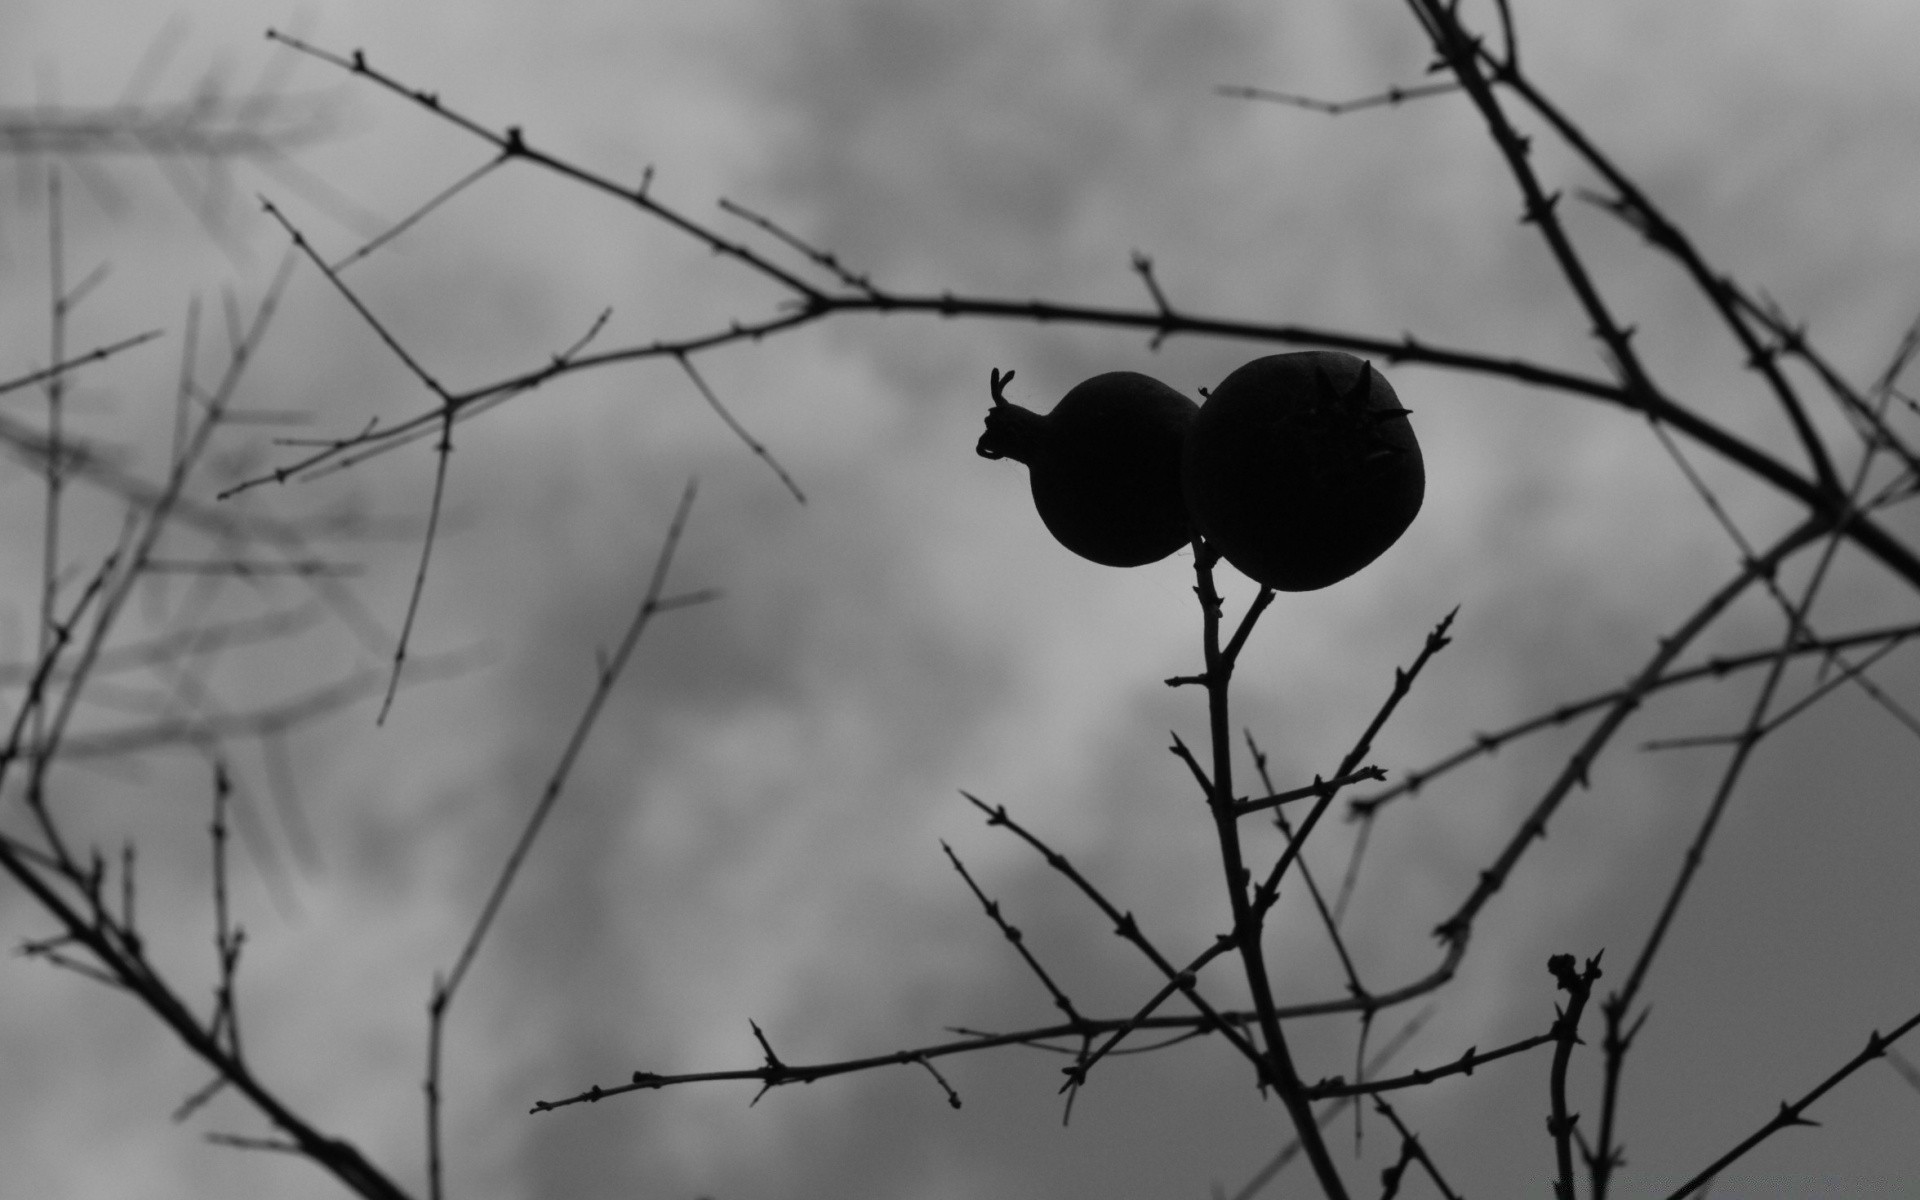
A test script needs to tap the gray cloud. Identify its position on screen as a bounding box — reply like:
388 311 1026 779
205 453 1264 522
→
4 2 1920 1198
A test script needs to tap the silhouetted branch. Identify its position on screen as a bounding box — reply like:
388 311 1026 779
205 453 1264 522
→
429 481 710 1196
1658 1009 1920 1200
0 329 164 399
244 31 1920 598
1217 80 1460 115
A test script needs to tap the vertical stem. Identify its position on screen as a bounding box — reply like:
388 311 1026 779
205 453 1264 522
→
1193 544 1348 1200
426 980 447 1200
1546 953 1601 1200
39 168 68 756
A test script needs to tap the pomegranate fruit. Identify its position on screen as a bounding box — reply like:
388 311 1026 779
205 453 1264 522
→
977 368 1197 567
1183 351 1422 591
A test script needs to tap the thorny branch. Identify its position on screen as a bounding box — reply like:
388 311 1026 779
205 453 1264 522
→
6 6 1918 1199
244 30 1920 604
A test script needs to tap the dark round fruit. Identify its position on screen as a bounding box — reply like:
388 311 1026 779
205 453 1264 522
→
977 369 1198 567
1182 351 1423 591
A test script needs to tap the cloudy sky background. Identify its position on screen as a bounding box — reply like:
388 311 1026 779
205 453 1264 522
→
3 1 1919 1197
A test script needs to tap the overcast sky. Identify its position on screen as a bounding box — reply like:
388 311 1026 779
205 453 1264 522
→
3 2 1919 1198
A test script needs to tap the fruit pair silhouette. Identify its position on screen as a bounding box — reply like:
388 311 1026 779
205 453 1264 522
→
977 352 1424 590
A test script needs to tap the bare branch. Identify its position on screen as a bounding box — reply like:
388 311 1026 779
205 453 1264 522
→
1659 1011 1920 1199
1217 81 1460 115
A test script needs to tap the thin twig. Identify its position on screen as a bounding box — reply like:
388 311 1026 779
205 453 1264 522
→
1244 732 1369 1009
1217 81 1461 115
676 353 806 504
943 839 1092 1118
941 842 1088 1026
1232 764 1386 817
375 408 451 726
957 791 1266 1087
1258 606 1454 937
1304 1025 1557 1101
717 195 879 296
532 1008 1264 1114
1370 1094 1465 1200
0 329 164 400
1349 618 1920 819
1658 1010 1920 1199
1428 520 1825 950
429 482 710 1197
331 154 507 274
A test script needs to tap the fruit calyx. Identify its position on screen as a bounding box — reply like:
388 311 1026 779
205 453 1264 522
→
975 368 1048 464
1277 360 1413 487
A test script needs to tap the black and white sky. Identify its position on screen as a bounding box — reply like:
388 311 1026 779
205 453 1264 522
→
3 2 1919 1197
